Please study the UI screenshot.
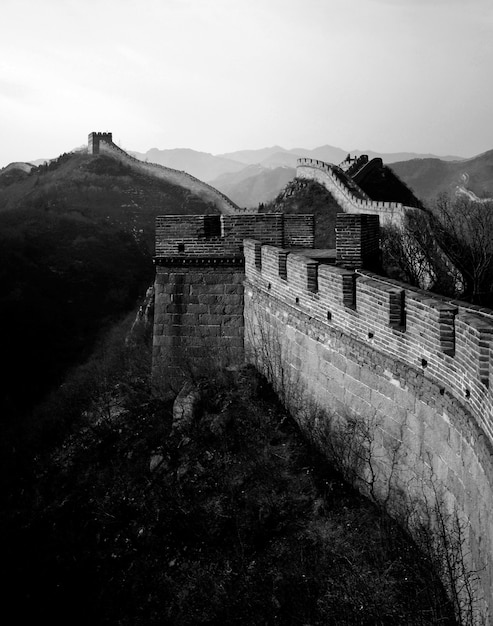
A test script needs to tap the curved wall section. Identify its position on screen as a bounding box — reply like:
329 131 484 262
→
296 157 414 227
89 133 243 214
244 239 493 620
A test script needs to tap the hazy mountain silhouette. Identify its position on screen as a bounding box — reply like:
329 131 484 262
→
212 148 481 208
131 147 245 182
390 149 493 203
218 145 464 169
212 166 296 208
215 146 288 165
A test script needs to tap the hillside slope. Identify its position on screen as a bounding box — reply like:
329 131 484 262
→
0 150 219 419
262 178 341 248
2 356 455 625
212 166 296 208
100 142 240 213
390 150 493 203
0 151 221 252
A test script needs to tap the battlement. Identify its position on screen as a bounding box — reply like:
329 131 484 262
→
152 208 493 611
296 157 417 226
152 200 493 613
88 132 113 154
244 239 493 441
243 238 493 615
154 213 315 261
90 132 113 140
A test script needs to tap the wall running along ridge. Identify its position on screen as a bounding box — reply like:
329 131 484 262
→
87 132 243 214
296 157 417 227
243 237 493 621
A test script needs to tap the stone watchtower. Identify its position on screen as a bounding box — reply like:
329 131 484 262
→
88 132 113 155
151 212 382 390
152 213 315 389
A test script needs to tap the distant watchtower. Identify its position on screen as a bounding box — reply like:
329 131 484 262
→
88 132 113 155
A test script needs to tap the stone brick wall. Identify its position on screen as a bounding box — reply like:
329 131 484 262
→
152 213 315 388
151 206 493 616
155 214 315 258
88 132 112 155
88 131 243 214
283 214 315 247
335 213 380 270
243 238 493 619
296 157 417 227
153 262 245 388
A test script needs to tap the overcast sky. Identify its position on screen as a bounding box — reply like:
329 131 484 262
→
1 0 492 166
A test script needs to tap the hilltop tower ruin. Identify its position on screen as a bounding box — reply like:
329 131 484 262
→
88 132 113 155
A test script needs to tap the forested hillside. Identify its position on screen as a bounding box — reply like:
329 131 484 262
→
1 327 455 625
0 151 217 423
390 150 493 204
261 179 341 248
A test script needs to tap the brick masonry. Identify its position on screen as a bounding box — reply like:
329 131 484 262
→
152 211 493 619
335 213 380 270
297 157 418 227
152 214 315 387
88 131 242 214
88 132 112 155
243 238 493 620
153 263 245 388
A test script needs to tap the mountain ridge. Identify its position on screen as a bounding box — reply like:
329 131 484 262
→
2 141 490 211
390 148 493 202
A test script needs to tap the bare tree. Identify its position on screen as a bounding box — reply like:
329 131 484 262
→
430 194 493 305
382 196 493 306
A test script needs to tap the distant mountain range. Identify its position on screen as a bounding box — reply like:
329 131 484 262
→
131 144 464 182
130 147 245 182
126 144 469 208
390 150 493 203
211 165 296 208
3 141 492 209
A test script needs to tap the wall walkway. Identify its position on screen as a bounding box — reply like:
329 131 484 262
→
296 157 416 227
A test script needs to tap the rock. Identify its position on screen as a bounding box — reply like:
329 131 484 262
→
149 454 165 472
209 412 231 436
171 381 202 436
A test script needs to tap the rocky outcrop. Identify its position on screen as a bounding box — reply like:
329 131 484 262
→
171 381 202 437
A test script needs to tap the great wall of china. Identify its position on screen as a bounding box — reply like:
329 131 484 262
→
88 132 244 214
151 212 493 621
87 132 493 620
296 156 415 227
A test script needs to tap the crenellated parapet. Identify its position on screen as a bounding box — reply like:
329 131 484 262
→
296 157 418 227
152 213 315 387
88 132 113 155
151 204 493 615
243 238 493 618
154 213 315 261
244 239 493 440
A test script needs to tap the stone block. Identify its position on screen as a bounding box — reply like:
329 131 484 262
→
344 390 374 418
344 376 372 403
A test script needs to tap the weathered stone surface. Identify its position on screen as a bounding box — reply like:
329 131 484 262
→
244 267 493 620
172 382 202 436
149 454 165 472
151 210 493 620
